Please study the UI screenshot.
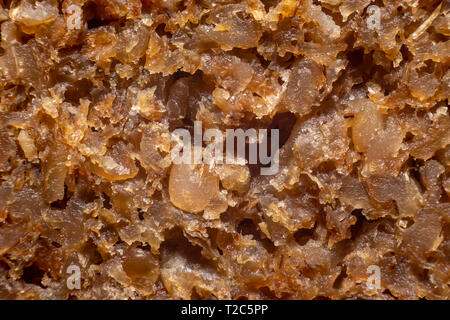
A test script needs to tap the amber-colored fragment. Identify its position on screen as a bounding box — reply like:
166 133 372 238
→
0 0 448 300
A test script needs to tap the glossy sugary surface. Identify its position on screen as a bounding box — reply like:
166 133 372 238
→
0 0 449 299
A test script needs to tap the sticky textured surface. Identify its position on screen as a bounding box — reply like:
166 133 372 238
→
0 0 449 300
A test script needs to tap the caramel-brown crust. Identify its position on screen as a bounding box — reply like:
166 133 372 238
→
0 0 448 300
